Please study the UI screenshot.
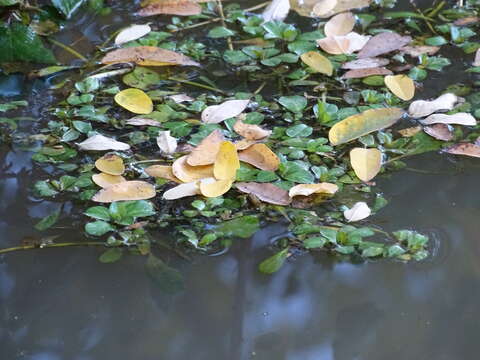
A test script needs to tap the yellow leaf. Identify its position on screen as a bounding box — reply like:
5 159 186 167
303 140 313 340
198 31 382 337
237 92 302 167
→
238 143 280 172
300 51 333 76
144 165 181 183
92 181 156 203
324 12 355 37
384 75 415 101
199 178 233 197
329 107 404 145
95 154 125 175
350 148 382 182
288 183 338 197
139 0 202 17
172 155 214 183
186 129 225 166
92 173 126 188
214 141 240 180
114 88 153 114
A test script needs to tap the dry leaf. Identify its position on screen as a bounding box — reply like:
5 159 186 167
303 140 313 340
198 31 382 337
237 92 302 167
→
329 107 404 145
445 143 480 158
384 75 415 101
310 0 337 16
357 32 412 59
317 32 370 55
343 67 392 79
95 154 125 175
238 143 280 171
168 93 194 103
423 124 454 141
344 201 371 222
398 126 422 137
400 45 440 57
234 139 258 150
453 16 480 26
77 135 131 151
474 48 480 67
201 99 250 124
236 182 291 205
199 178 234 197
262 0 290 22
313 0 370 17
92 173 127 188
233 116 271 140
126 117 161 126
114 88 153 114
163 181 199 200
350 148 382 182
420 113 476 126
342 57 389 69
214 141 240 180
187 129 225 166
324 12 355 37
172 155 214 182
288 183 338 197
138 0 201 17
101 46 200 66
408 93 459 118
115 24 151 45
144 165 181 182
92 181 156 202
156 130 177 154
300 51 333 75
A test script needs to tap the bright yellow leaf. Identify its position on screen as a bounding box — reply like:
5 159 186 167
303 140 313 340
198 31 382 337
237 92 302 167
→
214 141 240 180
199 178 233 197
384 75 415 101
95 154 125 175
300 51 333 76
114 88 153 114
172 155 214 183
350 148 382 182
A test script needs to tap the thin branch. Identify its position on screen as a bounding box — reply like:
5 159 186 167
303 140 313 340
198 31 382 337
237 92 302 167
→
216 0 234 51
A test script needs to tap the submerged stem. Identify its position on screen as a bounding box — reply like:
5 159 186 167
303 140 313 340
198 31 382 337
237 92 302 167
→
47 38 88 62
0 241 105 255
169 77 227 95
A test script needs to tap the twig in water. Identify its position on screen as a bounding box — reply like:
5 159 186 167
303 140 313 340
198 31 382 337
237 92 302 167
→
216 0 234 51
47 38 88 62
169 77 227 95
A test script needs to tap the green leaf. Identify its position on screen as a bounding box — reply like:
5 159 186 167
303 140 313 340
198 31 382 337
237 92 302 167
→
425 36 448 46
258 248 289 274
362 246 384 257
51 0 86 18
0 0 21 5
99 248 123 263
208 26 236 38
304 237 326 249
286 124 313 137
85 206 111 221
34 208 61 231
108 200 155 226
278 95 307 113
122 67 160 90
216 215 260 238
279 161 314 183
146 254 184 293
72 120 92 134
0 22 56 64
34 181 58 197
85 220 115 236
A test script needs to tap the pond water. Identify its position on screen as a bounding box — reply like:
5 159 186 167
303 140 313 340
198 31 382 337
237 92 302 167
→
2 1 480 359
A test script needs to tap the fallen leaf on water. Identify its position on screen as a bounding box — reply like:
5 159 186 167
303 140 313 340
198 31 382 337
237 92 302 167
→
453 16 480 26
324 11 355 37
420 113 476 126
262 0 290 22
400 45 440 57
168 93 194 103
343 67 392 79
423 124 454 141
163 181 199 200
344 201 371 222
234 139 258 150
350 148 382 182
201 99 250 124
114 88 153 114
92 181 156 202
312 0 370 18
95 154 125 175
139 0 201 16
238 143 280 171
214 141 240 180
288 183 338 197
156 130 177 154
101 46 200 66
199 177 234 197
300 51 333 76
145 165 180 182
233 116 271 140
77 135 131 151
317 32 370 55
342 57 389 69
445 143 480 158
236 182 291 205
115 24 151 45
172 155 214 183
92 173 127 188
408 93 459 118
384 74 415 101
398 126 422 137
329 107 404 145
358 32 412 59
126 117 161 126
187 129 225 166
474 48 480 67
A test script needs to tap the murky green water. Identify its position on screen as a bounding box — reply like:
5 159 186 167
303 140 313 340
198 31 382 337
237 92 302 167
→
2 1 480 359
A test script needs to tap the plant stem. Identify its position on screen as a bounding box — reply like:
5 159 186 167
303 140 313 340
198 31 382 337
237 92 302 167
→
47 38 88 62
0 241 105 255
216 0 234 51
169 77 227 95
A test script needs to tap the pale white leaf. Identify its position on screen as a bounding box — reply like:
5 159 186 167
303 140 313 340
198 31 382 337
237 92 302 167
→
115 24 151 46
77 135 130 151
344 202 371 222
168 93 194 103
474 48 480 67
163 181 200 200
156 130 178 154
201 99 250 124
420 113 476 126
408 93 459 118
262 0 290 22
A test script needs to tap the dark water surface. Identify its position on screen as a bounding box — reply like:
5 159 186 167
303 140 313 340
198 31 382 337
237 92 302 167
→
2 1 480 359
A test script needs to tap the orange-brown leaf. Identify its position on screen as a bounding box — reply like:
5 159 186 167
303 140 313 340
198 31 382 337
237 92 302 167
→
92 181 156 202
187 129 225 166
236 182 291 206
144 165 181 182
238 144 279 171
101 46 200 66
139 0 202 16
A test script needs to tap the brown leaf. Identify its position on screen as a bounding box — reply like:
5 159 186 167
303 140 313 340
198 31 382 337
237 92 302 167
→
400 45 440 57
172 155 214 182
92 173 127 188
138 0 202 16
144 165 181 182
357 32 412 59
445 143 480 158
101 46 200 67
187 129 225 166
233 116 271 140
453 16 480 26
236 182 291 206
234 139 258 150
342 57 389 70
238 144 280 171
423 124 454 141
92 181 156 202
342 67 392 79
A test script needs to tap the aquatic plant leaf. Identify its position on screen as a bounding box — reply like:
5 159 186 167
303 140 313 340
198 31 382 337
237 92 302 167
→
317 32 370 55
156 130 177 154
92 173 127 188
384 75 415 101
172 155 214 183
258 248 289 274
114 88 153 114
145 165 180 182
187 129 225 166
278 96 307 113
344 201 371 222
85 221 115 236
236 182 291 205
199 178 233 197
445 143 480 158
262 0 290 22
146 254 184 294
357 32 412 59
329 108 404 145
95 154 125 175
350 148 382 182
101 46 200 66
238 144 280 172
92 181 156 203
233 116 271 140
98 248 123 263
138 0 201 16
343 67 392 79
342 57 389 69
77 135 131 151
34 208 61 231
324 11 355 37
214 141 240 180
423 124 454 141
420 113 476 126
51 0 85 18
300 51 333 76
408 93 459 118
201 99 250 124
288 183 338 197
163 181 200 200
215 215 260 238
115 24 151 45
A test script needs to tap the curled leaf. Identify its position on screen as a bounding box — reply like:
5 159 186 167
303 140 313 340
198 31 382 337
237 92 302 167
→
77 135 130 151
350 148 382 182
92 181 156 202
163 181 199 200
288 183 338 197
233 116 271 140
214 141 240 180
114 88 153 114
102 46 200 66
199 178 234 197
115 24 151 45
408 93 459 118
324 11 355 37
187 129 225 166
317 32 370 55
156 130 177 154
423 124 454 141
95 154 125 175
238 143 280 171
420 113 476 126
172 155 214 183
92 173 126 188
300 51 333 76
384 75 415 101
145 165 181 182
236 182 291 205
344 201 371 222
201 99 250 124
